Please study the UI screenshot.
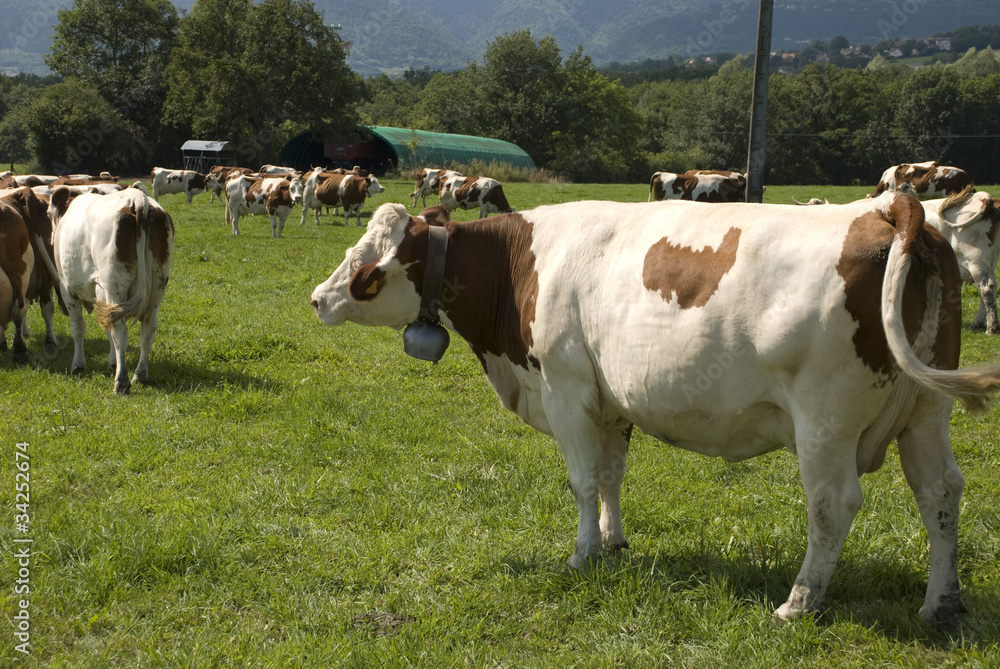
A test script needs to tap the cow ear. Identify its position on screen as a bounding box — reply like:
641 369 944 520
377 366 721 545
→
349 262 387 301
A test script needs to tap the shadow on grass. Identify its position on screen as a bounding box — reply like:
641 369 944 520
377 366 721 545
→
496 548 1000 646
11 332 280 394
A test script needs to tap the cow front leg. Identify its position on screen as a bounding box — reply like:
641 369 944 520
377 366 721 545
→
974 271 998 334
269 213 280 238
67 301 87 372
776 424 863 621
231 213 241 236
897 393 966 624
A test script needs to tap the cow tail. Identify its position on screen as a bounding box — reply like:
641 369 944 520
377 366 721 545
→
880 194 1000 411
94 198 150 332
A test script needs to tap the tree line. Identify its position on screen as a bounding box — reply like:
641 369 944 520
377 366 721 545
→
1 0 999 187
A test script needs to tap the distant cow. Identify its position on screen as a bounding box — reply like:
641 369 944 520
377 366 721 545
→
411 168 463 207
225 174 304 237
869 161 973 200
312 173 385 226
208 165 253 203
259 164 299 175
150 168 220 204
792 197 829 205
438 175 513 217
649 171 746 202
1 186 61 352
922 186 1000 334
48 186 174 394
312 194 1000 624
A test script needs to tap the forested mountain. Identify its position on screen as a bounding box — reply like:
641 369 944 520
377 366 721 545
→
2 0 1000 75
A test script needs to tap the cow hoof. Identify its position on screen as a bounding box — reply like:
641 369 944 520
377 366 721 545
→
71 366 85 376
920 595 967 626
115 381 131 395
607 540 630 553
44 338 58 354
12 350 29 364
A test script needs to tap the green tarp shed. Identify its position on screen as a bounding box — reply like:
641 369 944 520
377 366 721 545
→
278 126 535 175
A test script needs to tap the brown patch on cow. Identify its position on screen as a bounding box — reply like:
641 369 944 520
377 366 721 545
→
400 213 540 370
418 206 450 226
114 206 139 270
349 263 387 301
642 228 741 308
48 186 77 222
649 173 666 201
455 178 482 207
1 187 60 309
837 196 960 379
0 202 30 310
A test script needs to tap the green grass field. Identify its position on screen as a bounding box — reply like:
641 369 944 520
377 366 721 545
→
2 180 999 667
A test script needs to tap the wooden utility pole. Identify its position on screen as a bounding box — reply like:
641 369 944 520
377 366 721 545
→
745 0 774 203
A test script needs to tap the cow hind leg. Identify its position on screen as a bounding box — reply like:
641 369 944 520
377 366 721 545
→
9 302 28 363
598 425 632 551
776 422 864 621
132 309 158 386
67 301 87 373
896 393 966 624
106 321 130 394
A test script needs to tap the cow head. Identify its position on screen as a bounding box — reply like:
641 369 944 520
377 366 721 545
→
205 173 222 191
938 187 1000 227
288 176 304 205
311 203 422 329
366 175 385 196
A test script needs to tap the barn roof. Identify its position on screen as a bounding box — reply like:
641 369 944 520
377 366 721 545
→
181 140 235 153
364 126 535 170
277 126 535 174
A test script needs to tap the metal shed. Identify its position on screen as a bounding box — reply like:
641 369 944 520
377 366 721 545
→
278 126 535 175
181 140 238 173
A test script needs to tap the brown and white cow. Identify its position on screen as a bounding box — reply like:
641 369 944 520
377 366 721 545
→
224 174 304 237
438 175 513 217
0 198 34 361
313 194 1000 624
411 168 463 207
921 186 1000 334
48 186 174 394
208 165 253 203
312 173 385 226
150 167 221 204
1 186 61 352
869 161 974 200
649 171 747 202
299 168 341 225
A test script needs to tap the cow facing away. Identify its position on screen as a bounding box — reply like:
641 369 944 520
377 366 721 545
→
312 174 384 226
649 170 747 202
48 186 174 394
312 195 1000 624
150 168 220 204
0 198 33 361
922 186 1000 334
869 161 974 199
438 175 513 217
225 174 304 237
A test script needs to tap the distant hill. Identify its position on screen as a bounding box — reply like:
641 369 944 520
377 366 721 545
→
2 0 999 76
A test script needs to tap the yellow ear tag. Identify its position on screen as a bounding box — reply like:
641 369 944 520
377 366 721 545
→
365 281 379 295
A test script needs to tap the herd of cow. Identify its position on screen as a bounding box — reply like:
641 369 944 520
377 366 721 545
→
4 156 1000 625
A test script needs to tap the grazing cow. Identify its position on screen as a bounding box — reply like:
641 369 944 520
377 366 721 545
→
224 174 304 237
312 194 1000 624
208 165 253 203
312 173 385 226
792 197 830 205
150 167 220 204
438 175 513 217
1 186 61 352
869 161 974 199
0 199 33 361
649 171 747 202
922 186 1000 334
48 186 174 394
411 168 463 207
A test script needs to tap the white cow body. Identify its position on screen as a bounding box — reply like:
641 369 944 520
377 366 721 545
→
312 195 1000 624
922 189 1000 333
49 187 174 393
150 168 220 203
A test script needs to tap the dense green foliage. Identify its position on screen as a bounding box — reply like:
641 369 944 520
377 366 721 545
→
2 180 1000 666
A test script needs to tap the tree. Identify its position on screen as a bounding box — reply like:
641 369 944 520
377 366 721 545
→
46 0 178 117
163 0 361 165
23 78 140 174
